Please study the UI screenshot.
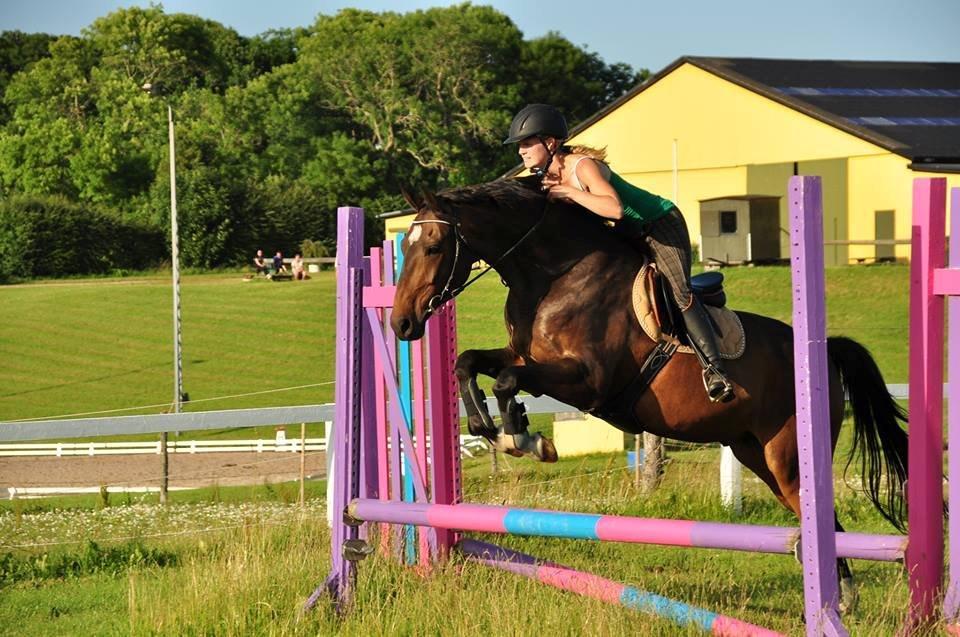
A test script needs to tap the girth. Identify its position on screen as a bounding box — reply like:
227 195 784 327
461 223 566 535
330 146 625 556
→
588 339 679 429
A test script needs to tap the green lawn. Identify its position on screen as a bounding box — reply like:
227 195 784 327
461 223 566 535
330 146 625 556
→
0 263 909 429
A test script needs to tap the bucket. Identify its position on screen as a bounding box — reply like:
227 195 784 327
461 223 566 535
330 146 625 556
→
626 449 646 470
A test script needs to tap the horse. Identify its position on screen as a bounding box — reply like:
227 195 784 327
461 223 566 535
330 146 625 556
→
389 175 909 608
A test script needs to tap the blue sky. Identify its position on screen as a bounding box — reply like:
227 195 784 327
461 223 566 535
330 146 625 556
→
1 0 958 73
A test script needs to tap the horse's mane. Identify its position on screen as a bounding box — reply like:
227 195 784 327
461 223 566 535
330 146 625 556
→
436 176 612 234
432 176 636 282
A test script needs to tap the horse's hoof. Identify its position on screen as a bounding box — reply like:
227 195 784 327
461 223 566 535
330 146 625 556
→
838 577 858 614
468 414 497 439
492 431 558 462
536 435 558 463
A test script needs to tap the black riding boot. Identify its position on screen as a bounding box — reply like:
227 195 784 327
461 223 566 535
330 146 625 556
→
682 301 735 403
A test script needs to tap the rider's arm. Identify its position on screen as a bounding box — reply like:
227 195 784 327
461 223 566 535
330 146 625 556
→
548 158 623 220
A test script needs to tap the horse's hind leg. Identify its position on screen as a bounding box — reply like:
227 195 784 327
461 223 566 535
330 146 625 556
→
727 436 791 510
761 423 859 614
833 515 858 613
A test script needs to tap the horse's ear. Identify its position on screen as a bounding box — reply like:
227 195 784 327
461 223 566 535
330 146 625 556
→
422 189 441 213
400 186 421 211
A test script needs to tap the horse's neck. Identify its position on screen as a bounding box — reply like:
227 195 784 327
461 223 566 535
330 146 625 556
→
461 203 631 285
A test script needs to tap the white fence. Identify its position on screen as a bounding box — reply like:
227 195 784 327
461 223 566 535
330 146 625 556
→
0 435 490 458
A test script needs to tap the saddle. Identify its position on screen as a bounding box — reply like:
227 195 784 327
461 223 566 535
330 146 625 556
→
588 263 746 429
632 263 746 360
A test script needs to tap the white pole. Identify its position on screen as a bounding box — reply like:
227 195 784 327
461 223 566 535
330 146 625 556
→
161 104 182 506
720 445 742 514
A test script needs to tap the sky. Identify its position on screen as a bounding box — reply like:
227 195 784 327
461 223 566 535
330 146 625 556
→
1 0 959 73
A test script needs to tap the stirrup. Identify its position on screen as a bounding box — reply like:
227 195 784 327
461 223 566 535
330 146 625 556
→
702 366 734 403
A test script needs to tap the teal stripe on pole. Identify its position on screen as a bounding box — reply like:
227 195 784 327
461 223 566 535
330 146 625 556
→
395 233 417 566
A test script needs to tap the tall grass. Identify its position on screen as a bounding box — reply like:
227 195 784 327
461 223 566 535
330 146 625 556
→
1 450 921 635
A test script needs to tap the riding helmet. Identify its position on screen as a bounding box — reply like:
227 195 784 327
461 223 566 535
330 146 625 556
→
503 104 568 144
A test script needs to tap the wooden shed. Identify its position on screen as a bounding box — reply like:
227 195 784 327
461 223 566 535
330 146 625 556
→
699 195 781 265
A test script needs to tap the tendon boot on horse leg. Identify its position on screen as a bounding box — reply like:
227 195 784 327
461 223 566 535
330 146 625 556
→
459 375 497 439
491 371 557 463
682 300 734 403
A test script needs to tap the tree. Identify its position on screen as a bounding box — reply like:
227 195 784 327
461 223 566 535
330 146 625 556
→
0 30 58 124
518 32 648 127
300 5 522 185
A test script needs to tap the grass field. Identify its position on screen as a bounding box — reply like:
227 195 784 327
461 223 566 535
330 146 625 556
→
0 263 924 635
0 263 909 425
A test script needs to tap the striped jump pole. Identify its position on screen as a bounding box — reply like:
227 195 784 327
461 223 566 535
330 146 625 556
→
348 499 905 562
460 539 785 637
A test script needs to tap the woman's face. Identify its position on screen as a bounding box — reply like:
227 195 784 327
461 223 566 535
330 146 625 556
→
517 136 555 170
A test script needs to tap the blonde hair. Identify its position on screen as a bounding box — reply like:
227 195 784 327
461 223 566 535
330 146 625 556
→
561 144 608 162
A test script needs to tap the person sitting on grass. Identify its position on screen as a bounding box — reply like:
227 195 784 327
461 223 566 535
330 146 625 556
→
273 251 287 275
253 249 267 275
291 253 307 280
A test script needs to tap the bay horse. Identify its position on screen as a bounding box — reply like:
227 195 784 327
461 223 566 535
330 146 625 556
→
390 176 908 606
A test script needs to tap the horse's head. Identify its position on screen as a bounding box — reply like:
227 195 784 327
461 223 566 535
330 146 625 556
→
390 188 475 341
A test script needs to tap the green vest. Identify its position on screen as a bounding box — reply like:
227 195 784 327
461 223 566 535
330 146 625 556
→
608 171 674 227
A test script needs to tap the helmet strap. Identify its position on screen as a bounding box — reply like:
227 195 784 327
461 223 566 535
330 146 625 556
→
533 136 558 181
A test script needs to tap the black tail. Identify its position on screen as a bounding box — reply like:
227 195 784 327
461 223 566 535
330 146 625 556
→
828 336 909 532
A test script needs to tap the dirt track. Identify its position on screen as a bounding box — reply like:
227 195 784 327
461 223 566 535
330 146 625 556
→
0 450 327 491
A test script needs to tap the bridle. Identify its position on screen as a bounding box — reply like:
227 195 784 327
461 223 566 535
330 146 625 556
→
409 195 550 318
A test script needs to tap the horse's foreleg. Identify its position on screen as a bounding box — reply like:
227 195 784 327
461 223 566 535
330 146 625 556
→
455 348 522 440
489 358 588 463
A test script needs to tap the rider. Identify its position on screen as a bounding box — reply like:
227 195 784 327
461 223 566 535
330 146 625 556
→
503 103 734 403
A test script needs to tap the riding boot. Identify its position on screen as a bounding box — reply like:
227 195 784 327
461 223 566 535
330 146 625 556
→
682 301 735 403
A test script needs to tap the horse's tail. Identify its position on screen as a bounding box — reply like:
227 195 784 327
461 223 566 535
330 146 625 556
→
827 336 909 532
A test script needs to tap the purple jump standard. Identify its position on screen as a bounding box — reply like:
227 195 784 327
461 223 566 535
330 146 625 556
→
348 499 905 562
460 539 785 637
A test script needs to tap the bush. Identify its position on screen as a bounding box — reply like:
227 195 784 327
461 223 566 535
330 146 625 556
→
0 195 165 281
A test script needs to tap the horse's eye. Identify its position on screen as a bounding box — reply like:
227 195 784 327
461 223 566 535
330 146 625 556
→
425 244 442 255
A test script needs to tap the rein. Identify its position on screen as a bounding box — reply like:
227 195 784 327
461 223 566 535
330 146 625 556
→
411 195 550 317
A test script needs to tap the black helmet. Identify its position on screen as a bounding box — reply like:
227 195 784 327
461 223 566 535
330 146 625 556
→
503 104 568 144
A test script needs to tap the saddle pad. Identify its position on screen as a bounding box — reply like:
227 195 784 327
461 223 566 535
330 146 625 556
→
631 264 746 361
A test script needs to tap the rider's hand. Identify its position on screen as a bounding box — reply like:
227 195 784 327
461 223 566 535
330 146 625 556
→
540 173 561 188
546 183 577 202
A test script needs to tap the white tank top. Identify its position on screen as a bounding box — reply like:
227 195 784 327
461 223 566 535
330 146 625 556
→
569 155 611 192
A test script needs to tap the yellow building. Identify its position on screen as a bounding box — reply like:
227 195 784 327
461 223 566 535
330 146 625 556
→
385 57 958 264
565 57 960 265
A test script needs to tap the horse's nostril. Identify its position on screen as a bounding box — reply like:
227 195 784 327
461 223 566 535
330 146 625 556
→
398 317 412 337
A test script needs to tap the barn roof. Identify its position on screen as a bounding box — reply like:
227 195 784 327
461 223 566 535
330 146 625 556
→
569 56 960 172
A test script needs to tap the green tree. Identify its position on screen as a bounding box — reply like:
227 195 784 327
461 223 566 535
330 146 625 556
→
518 32 648 126
0 30 58 124
300 5 522 186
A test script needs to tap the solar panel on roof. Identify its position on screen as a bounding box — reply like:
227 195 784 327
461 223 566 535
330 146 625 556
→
778 87 960 98
847 117 960 126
